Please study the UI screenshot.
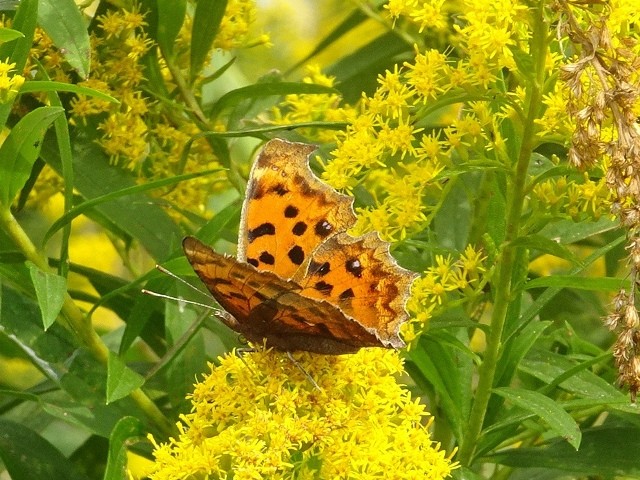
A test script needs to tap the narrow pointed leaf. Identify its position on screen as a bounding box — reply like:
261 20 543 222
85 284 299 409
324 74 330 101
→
0 27 23 43
493 387 582 449
37 0 90 78
190 0 227 80
106 351 145 404
27 261 66 330
154 0 187 56
0 106 63 206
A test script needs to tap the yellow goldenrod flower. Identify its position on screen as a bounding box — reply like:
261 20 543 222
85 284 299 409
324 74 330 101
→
147 349 457 479
272 64 358 143
0 61 24 104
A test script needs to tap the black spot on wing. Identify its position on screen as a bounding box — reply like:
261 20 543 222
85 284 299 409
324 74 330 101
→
288 245 304 265
209 278 233 287
345 258 363 278
270 183 289 196
339 288 355 300
259 251 275 265
315 220 333 237
253 291 268 301
247 258 259 267
314 281 333 295
284 205 298 218
248 223 275 243
308 260 330 276
292 221 307 236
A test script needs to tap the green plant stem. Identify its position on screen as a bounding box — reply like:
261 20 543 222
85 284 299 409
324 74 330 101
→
0 206 176 437
164 54 209 127
457 1 548 465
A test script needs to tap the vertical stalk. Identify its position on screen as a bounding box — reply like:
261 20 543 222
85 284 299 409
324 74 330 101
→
457 1 548 465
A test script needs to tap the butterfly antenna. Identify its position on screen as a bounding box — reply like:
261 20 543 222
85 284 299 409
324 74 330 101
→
143 265 228 317
153 264 215 300
140 288 218 311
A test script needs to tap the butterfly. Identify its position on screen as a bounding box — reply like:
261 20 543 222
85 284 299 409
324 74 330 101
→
183 138 417 354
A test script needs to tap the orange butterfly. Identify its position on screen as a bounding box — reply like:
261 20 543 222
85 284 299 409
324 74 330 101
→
183 139 417 354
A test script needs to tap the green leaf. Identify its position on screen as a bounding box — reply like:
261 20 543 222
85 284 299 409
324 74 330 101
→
493 387 582 449
289 8 366 72
0 106 64 206
0 419 90 480
106 351 145 404
496 320 550 386
0 0 37 128
0 0 36 72
103 417 145 480
194 198 241 244
0 27 24 43
524 274 627 292
43 167 222 245
20 80 118 102
155 0 187 57
165 300 207 408
209 82 338 119
41 137 183 260
434 176 474 251
509 45 535 79
520 350 620 398
26 261 66 330
0 284 76 371
487 426 640 476
406 332 474 440
519 234 625 326
511 234 582 265
37 0 90 78
190 0 227 80
539 216 619 245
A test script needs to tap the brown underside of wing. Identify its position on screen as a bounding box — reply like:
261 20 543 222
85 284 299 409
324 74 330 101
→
182 236 384 353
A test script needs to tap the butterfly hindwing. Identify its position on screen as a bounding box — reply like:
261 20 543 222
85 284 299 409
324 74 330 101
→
295 232 417 348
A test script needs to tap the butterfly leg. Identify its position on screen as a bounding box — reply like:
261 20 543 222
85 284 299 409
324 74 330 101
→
233 346 260 378
286 351 321 391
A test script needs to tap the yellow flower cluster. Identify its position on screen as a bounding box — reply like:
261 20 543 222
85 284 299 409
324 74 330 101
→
531 173 611 222
24 2 268 217
320 1 536 242
384 0 449 32
215 0 267 50
176 0 270 66
272 64 358 143
405 246 487 342
0 61 24 104
148 349 457 479
69 5 153 169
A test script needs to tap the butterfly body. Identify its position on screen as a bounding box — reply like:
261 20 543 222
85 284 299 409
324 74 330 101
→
183 139 417 354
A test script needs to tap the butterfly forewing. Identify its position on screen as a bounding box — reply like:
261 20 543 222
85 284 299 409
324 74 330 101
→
237 139 357 280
